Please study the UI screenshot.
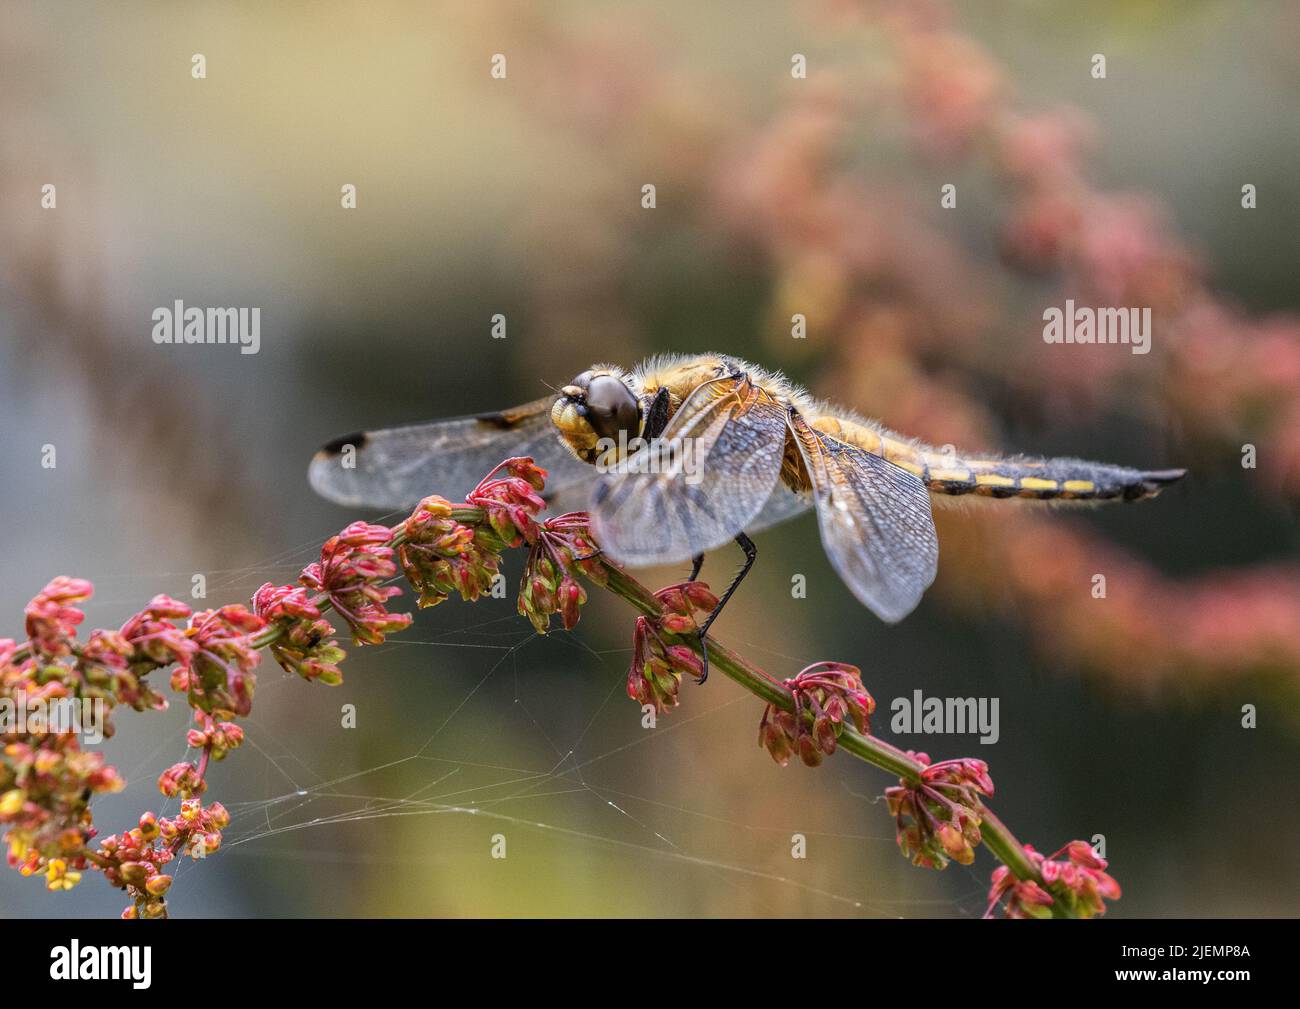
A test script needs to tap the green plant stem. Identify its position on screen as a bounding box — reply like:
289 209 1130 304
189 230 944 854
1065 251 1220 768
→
599 562 1044 887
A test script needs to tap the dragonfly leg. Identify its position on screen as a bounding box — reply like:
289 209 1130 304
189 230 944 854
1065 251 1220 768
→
694 532 757 685
688 554 705 582
642 387 672 440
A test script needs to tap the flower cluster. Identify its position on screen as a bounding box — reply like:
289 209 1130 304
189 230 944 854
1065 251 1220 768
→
399 496 503 608
885 755 995 869
397 457 606 634
986 840 1121 919
758 662 875 767
185 712 244 760
300 522 411 646
626 582 718 712
518 512 606 633
1 580 168 878
23 576 93 658
465 458 549 546
115 595 197 710
157 761 206 799
97 800 231 918
2 735 124 879
253 583 346 685
2 577 264 898
174 605 266 717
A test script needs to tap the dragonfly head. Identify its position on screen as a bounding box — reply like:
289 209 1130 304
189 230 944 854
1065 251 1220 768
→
551 369 642 464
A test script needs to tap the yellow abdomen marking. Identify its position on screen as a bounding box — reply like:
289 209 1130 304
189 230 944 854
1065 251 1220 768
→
811 416 882 454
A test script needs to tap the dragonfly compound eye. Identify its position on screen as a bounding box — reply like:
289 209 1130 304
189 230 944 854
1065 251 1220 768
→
584 375 641 442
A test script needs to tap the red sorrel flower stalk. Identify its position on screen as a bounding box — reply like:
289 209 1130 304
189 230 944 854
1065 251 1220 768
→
627 582 718 711
885 755 995 869
986 840 1121 919
97 800 232 918
252 584 345 685
758 661 875 767
175 605 267 717
518 511 606 633
398 495 502 607
0 456 1115 918
299 523 411 646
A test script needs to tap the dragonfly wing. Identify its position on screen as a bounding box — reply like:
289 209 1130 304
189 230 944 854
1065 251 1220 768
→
791 412 938 623
308 396 596 510
746 480 813 535
590 374 789 566
543 478 602 518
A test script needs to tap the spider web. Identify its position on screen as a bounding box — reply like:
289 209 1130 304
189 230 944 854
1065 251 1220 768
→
20 513 993 918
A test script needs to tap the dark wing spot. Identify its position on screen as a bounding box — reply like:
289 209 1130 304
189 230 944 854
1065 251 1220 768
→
319 431 368 456
477 408 536 430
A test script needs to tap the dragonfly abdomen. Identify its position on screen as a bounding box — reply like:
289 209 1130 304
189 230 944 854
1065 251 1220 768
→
922 457 1185 501
809 415 1184 502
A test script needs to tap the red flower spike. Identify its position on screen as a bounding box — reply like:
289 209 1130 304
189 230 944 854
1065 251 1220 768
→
253 583 347 685
24 577 94 658
759 662 876 767
95 797 232 918
300 522 411 646
184 605 267 716
885 756 994 869
399 496 503 609
517 511 605 634
625 582 719 712
466 458 549 546
985 841 1121 919
0 458 1110 920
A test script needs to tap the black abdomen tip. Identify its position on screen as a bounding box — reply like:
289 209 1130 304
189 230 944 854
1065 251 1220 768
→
1133 467 1188 499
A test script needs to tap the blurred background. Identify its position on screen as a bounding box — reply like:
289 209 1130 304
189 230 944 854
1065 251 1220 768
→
2 0 1298 917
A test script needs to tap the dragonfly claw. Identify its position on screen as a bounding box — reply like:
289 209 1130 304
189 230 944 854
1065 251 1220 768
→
695 631 710 685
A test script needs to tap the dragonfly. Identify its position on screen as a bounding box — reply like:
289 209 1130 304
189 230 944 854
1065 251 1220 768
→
310 353 1185 681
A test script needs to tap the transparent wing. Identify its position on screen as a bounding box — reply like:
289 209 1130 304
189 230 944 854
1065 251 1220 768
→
746 480 813 535
308 396 596 510
589 374 789 566
791 412 938 623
